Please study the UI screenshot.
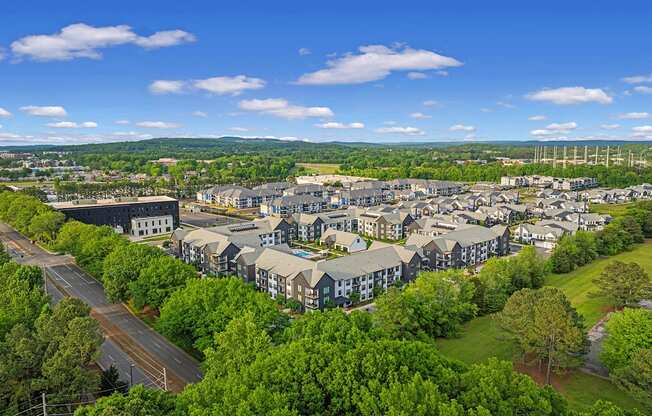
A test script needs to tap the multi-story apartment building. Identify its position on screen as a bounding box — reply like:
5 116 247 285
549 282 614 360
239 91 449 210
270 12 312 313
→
284 184 333 198
405 224 510 270
291 209 359 241
514 223 567 249
552 177 598 191
354 209 414 240
234 242 422 310
196 185 281 208
171 217 293 275
331 188 393 208
260 194 328 217
387 179 462 196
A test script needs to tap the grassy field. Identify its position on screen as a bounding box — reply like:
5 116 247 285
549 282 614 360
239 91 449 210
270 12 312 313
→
0 180 51 187
436 243 652 413
296 163 340 175
589 202 635 218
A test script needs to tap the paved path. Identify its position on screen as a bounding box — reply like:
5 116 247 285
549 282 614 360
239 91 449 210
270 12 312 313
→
1 223 202 392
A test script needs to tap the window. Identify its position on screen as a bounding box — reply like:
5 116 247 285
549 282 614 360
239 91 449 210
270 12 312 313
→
323 287 330 295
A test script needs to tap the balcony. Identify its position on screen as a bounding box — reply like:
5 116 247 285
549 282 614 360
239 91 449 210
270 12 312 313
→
305 289 320 299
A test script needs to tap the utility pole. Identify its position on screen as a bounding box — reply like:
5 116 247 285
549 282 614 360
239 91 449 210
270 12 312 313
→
42 393 47 416
606 145 610 168
543 146 547 164
595 145 599 165
573 146 578 165
563 146 567 169
553 146 557 169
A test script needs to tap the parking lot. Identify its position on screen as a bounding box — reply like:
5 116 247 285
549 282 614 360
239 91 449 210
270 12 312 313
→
180 209 246 228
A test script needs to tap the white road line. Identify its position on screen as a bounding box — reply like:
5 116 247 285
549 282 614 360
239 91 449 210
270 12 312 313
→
173 357 181 364
64 264 95 284
45 266 72 288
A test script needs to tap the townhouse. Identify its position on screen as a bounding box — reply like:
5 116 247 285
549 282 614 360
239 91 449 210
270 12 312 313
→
260 194 328 217
514 223 566 249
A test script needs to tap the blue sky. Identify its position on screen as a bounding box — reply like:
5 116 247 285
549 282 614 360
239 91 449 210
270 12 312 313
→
1 0 652 145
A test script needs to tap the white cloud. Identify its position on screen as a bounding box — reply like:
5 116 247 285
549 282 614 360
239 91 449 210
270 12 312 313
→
436 70 448 76
228 127 250 132
0 107 12 118
423 100 439 107
149 80 186 94
149 75 265 96
238 98 334 119
530 129 556 137
496 101 516 109
546 122 577 131
46 121 97 128
407 71 428 80
633 86 652 94
621 74 652 84
528 115 546 121
314 122 364 129
632 125 652 133
618 112 650 119
136 121 181 129
296 44 462 85
480 108 493 113
193 75 265 96
601 124 621 130
526 86 613 105
449 124 476 132
298 47 311 56
192 111 207 117
133 30 196 48
374 126 425 136
114 119 130 125
410 112 431 119
20 105 67 117
11 23 195 61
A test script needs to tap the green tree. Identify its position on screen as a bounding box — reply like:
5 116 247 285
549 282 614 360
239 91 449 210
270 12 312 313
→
611 349 652 409
601 308 652 372
28 211 65 243
549 235 579 273
74 385 176 416
129 255 196 310
591 261 652 308
375 270 477 339
102 243 162 303
499 287 586 384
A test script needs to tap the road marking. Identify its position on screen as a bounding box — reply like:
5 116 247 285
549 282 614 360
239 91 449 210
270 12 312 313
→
45 266 73 288
173 357 181 364
64 264 95 284
153 341 162 349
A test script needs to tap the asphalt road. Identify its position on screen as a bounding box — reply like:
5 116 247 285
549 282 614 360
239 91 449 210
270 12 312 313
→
1 222 202 392
45 277 155 388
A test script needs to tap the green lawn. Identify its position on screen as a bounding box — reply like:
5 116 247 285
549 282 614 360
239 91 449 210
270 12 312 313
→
546 243 652 327
436 243 652 414
296 163 340 175
589 202 635 218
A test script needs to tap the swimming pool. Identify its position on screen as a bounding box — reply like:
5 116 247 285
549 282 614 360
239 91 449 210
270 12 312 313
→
293 249 312 258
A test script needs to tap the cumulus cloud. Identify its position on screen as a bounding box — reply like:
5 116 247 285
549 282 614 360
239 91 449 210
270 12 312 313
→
298 47 311 56
632 125 652 133
46 121 97 128
149 80 186 94
20 105 67 117
192 111 207 117
621 74 652 84
601 124 621 130
148 75 265 96
423 100 439 107
238 98 333 119
407 72 428 80
0 107 12 118
528 115 546 121
410 112 431 119
314 122 364 129
136 121 181 129
374 126 425 136
296 44 462 85
618 112 650 119
526 86 613 105
546 122 577 131
633 86 652 94
449 124 476 132
11 23 195 61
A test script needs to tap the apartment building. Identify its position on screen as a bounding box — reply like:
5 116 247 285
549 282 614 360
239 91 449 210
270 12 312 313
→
514 223 567 249
234 242 422 310
387 179 462 196
552 177 598 191
284 184 333 198
260 194 328 217
354 209 414 240
290 209 358 241
196 185 281 208
331 188 393 207
405 224 510 270
171 217 293 275
319 229 367 253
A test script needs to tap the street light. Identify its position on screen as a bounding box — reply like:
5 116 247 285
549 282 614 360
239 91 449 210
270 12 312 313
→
130 364 135 387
